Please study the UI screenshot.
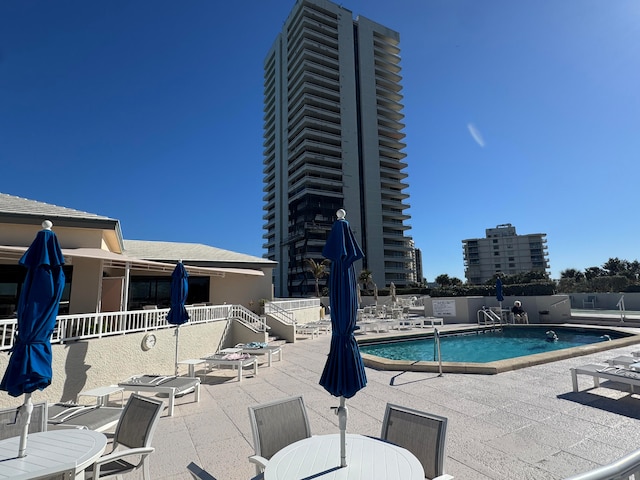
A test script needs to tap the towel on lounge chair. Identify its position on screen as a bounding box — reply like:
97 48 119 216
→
237 342 268 349
222 353 251 360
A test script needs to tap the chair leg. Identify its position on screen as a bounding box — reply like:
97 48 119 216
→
143 459 151 480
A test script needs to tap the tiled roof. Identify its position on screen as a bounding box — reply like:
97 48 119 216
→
0 193 116 221
123 240 275 266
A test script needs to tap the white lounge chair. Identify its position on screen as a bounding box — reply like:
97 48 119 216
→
235 343 283 367
571 364 640 393
47 403 123 432
201 353 258 381
118 374 200 416
605 356 638 369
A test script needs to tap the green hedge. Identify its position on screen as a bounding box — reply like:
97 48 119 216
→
430 282 556 297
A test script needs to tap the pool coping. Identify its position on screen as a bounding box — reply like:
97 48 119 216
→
358 323 640 374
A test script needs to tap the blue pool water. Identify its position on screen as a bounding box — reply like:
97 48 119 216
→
359 327 626 363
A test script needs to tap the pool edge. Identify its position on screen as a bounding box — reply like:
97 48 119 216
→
359 325 640 375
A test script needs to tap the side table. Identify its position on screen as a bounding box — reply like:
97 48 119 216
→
78 385 125 407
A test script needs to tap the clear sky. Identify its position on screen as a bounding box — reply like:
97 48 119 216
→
1 0 639 283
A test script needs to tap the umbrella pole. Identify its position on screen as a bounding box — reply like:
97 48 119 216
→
18 393 33 458
338 396 347 467
175 326 180 377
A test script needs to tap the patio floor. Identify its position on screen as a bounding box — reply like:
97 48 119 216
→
119 323 640 480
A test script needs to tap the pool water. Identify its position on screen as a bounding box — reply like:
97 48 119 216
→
359 327 624 363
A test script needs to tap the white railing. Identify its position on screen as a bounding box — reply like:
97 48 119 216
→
266 298 320 313
226 304 270 331
0 303 269 352
264 302 295 325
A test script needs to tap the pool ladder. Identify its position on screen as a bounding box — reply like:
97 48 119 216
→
477 307 504 331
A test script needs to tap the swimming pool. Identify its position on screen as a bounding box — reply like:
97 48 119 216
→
358 325 640 374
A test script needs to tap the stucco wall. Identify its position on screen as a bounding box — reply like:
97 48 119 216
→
424 295 571 324
0 223 106 249
210 269 274 308
68 256 102 314
0 320 228 409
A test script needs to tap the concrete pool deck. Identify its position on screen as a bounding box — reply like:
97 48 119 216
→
116 322 640 480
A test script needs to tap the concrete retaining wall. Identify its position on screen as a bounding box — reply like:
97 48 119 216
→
424 295 572 324
0 320 229 409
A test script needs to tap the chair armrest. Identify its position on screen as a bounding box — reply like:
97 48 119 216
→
249 454 269 470
433 474 454 480
94 447 155 466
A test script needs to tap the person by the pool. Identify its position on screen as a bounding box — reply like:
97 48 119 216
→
511 300 528 324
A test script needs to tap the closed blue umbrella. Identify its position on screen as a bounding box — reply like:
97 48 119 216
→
166 261 189 376
496 277 504 320
0 221 65 457
319 209 366 467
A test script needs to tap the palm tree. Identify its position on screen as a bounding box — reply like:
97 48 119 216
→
435 274 451 287
305 258 330 297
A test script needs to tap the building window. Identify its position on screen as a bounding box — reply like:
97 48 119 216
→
0 265 72 317
129 275 210 310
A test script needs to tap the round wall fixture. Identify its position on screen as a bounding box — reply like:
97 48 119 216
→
141 333 157 351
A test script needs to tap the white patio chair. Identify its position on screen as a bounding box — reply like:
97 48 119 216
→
248 395 311 476
85 394 164 480
0 402 48 440
381 403 454 480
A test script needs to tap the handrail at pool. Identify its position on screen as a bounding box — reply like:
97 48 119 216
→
563 447 640 479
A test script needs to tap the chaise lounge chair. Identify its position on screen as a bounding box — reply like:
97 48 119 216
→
605 355 639 369
118 375 200 416
571 364 640 393
235 343 283 367
200 353 259 381
47 403 123 432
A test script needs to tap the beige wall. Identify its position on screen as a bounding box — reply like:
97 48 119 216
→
0 222 106 250
210 268 274 308
0 320 229 409
424 295 571 324
67 257 103 314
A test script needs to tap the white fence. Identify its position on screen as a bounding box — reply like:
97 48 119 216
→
0 303 267 352
266 298 320 313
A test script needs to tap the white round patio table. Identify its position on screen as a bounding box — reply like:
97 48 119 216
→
264 433 425 480
0 429 107 479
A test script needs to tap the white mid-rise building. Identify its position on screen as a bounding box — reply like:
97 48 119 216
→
262 0 414 297
462 223 550 284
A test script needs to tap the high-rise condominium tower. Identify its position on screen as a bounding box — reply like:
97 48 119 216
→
462 224 550 284
263 0 414 297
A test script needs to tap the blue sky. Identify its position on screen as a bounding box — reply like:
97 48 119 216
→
1 0 639 282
